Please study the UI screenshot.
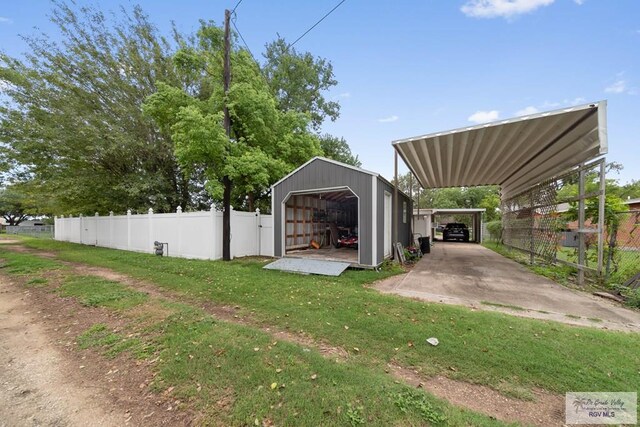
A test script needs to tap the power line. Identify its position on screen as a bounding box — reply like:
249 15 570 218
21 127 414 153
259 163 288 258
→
231 0 244 13
231 17 256 63
231 14 273 87
288 0 347 49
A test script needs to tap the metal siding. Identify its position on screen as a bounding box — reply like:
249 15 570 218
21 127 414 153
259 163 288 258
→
376 178 412 264
393 101 607 200
272 158 373 266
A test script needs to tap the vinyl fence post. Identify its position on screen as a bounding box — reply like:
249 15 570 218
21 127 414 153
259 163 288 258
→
127 209 132 251
210 204 217 260
148 208 154 254
79 214 83 245
60 215 65 241
109 212 114 248
255 208 261 256
68 215 72 242
230 205 234 259
95 212 99 246
176 206 182 258
54 216 58 240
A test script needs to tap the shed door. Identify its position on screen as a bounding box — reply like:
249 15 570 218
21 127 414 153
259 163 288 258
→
384 191 392 257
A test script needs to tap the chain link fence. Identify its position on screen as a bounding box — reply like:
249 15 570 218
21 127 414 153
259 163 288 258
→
6 225 54 238
499 158 640 286
604 210 639 285
501 160 605 284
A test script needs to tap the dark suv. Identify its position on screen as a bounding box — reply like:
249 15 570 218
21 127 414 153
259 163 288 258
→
443 223 470 242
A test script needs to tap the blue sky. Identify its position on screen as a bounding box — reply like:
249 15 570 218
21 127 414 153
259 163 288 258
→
1 0 638 184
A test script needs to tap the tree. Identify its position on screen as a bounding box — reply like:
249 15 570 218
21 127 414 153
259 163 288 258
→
262 38 339 131
479 193 501 222
619 180 640 201
395 172 500 210
0 2 200 215
143 21 321 259
0 185 34 226
318 134 361 167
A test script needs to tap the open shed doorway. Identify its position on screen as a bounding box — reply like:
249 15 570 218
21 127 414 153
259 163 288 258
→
283 188 359 264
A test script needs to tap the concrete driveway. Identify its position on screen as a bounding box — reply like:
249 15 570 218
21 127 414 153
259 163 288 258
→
374 242 640 332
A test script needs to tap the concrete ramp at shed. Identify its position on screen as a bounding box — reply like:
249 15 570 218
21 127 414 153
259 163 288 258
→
264 258 350 276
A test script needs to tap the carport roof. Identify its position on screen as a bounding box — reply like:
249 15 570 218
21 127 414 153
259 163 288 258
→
392 101 608 199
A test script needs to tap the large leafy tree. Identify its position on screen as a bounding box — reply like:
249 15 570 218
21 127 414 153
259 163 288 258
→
0 183 39 226
0 2 201 215
143 22 321 238
396 172 500 211
263 38 339 131
318 134 361 167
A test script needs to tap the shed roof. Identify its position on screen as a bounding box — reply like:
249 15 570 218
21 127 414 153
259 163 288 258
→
393 101 608 199
271 156 379 189
271 156 412 200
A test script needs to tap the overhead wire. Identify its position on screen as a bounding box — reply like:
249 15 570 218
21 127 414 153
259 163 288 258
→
288 0 347 49
231 12 272 87
231 0 243 14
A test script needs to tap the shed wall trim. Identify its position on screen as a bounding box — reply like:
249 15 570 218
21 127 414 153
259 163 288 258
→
280 185 361 266
371 175 378 265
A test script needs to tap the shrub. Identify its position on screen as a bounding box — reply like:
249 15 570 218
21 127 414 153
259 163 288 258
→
486 220 502 242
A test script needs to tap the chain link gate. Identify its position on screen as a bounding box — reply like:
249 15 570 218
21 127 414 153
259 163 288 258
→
501 159 605 284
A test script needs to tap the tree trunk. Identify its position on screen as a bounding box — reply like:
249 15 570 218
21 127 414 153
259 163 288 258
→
248 193 254 213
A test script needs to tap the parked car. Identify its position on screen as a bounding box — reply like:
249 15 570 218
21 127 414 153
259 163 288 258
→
442 223 470 242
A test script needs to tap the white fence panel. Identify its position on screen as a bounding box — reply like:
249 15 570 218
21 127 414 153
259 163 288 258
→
81 216 97 246
111 216 128 250
54 208 273 261
231 211 258 258
129 215 150 253
153 213 180 257
178 211 214 259
67 217 81 243
259 215 274 256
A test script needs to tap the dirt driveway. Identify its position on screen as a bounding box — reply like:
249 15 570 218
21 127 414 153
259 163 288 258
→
375 242 640 332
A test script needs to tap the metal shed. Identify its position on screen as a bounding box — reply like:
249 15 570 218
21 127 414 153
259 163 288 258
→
271 157 412 268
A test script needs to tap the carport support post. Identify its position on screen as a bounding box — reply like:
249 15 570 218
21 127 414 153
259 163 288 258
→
577 167 586 285
597 161 605 274
393 150 399 257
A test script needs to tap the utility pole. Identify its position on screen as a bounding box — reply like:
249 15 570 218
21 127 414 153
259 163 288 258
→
222 9 232 261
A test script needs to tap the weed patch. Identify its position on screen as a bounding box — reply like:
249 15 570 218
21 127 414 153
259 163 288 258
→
59 276 148 310
78 324 154 359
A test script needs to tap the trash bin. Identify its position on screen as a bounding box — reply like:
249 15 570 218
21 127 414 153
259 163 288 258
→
419 237 430 254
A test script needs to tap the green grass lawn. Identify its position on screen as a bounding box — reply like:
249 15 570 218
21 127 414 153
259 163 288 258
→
0 242 507 426
10 238 640 399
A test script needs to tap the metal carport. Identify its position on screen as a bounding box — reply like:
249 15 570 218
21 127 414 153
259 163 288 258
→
392 101 608 283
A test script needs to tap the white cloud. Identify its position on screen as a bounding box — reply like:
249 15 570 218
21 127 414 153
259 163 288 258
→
565 97 586 105
338 92 351 98
378 115 399 123
460 0 555 19
0 17 12 24
515 106 539 116
468 110 499 123
573 0 585 4
605 79 627 94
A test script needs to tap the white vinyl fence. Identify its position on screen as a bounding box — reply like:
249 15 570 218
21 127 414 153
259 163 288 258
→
54 206 274 260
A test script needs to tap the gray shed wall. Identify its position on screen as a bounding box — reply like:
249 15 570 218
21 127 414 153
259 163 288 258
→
273 159 374 266
375 178 413 264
